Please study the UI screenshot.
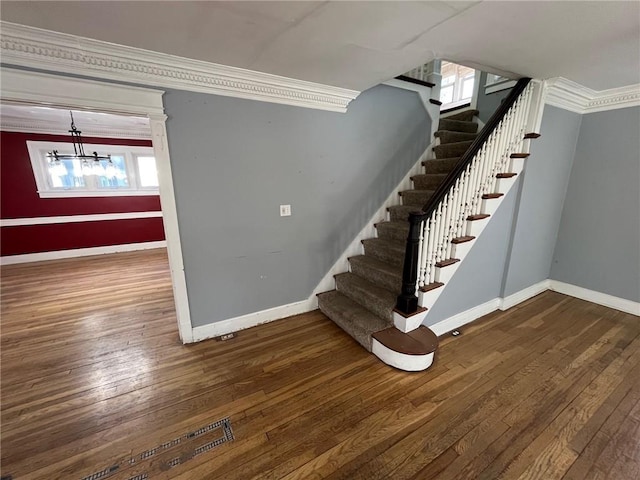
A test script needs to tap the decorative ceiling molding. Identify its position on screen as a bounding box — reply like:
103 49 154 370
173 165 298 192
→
0 117 152 140
0 22 360 113
545 77 640 114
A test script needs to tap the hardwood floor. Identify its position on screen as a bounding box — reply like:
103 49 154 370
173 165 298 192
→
1 249 639 479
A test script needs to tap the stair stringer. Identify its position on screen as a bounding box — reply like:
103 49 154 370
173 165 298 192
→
416 80 547 329
417 160 525 321
308 140 437 309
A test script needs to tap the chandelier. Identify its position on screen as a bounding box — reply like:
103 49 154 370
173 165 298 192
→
47 111 114 177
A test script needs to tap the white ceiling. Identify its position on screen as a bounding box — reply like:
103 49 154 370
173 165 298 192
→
0 104 151 139
1 1 638 91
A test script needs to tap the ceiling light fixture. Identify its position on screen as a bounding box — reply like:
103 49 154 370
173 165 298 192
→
47 111 112 176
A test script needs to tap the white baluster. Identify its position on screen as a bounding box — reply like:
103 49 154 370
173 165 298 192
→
416 219 426 289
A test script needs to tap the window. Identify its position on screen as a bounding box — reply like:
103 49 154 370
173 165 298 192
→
439 62 477 110
27 141 159 197
484 73 517 94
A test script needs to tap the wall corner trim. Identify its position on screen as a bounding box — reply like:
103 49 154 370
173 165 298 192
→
0 21 360 113
545 77 640 114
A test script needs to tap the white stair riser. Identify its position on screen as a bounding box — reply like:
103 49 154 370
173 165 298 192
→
435 262 459 284
496 176 518 193
419 286 444 309
372 339 435 372
509 157 526 174
466 217 490 237
480 198 501 216
451 240 474 260
393 309 428 333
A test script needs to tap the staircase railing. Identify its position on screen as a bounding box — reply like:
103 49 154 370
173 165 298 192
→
396 78 533 315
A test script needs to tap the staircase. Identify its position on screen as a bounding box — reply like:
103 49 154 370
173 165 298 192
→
318 78 543 371
317 107 480 368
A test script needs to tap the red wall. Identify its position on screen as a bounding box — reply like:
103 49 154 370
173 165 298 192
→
0 132 165 256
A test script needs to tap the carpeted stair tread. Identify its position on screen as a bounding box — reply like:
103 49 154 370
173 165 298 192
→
434 130 478 144
399 189 435 206
438 118 478 134
317 290 391 351
374 220 409 242
335 272 397 322
362 238 406 267
387 204 424 222
412 173 448 190
443 109 479 122
349 254 403 292
422 157 461 174
434 140 474 159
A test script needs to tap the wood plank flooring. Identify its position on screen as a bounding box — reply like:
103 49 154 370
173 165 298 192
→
1 249 639 479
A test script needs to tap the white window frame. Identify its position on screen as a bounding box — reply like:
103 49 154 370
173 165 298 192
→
26 140 158 198
485 74 517 95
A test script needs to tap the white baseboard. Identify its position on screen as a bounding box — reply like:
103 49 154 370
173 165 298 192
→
186 277 639 346
500 279 551 311
191 298 315 342
549 280 640 316
0 240 167 265
429 298 501 336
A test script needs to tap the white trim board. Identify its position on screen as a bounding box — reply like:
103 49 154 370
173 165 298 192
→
428 298 501 337
192 298 315 342
0 21 359 113
548 280 640 316
545 77 640 114
1 211 162 227
1 241 167 265
499 280 551 311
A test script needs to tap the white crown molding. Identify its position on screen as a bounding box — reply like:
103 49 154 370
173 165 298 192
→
0 22 360 113
545 77 640 114
0 118 151 140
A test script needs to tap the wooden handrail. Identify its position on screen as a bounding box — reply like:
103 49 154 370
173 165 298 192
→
420 77 531 217
395 77 532 315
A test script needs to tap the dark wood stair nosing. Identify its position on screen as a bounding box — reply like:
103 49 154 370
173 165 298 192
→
392 306 428 318
451 236 475 244
482 193 504 199
496 172 518 178
372 325 438 356
467 214 490 221
429 99 443 106
510 153 530 158
524 132 541 139
435 258 460 268
420 282 444 293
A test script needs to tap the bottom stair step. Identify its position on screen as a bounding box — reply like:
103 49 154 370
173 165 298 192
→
372 326 438 356
318 290 392 351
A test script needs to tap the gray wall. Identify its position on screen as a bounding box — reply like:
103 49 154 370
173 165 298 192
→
501 106 582 297
475 72 512 123
425 186 518 326
550 107 640 302
163 85 431 326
